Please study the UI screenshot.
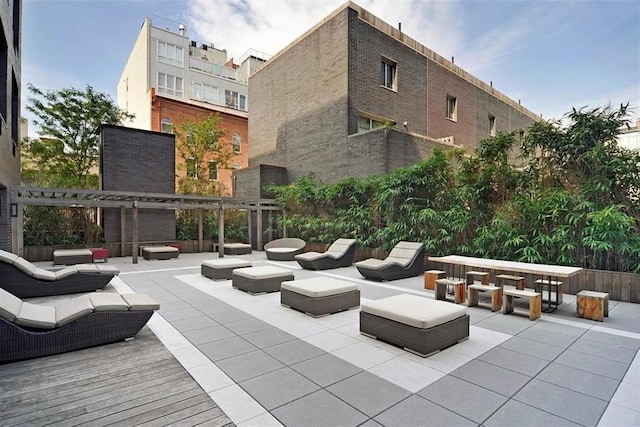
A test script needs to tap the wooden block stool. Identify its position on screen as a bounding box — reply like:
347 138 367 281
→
576 290 609 322
424 270 447 290
436 278 466 304
468 284 502 312
466 271 490 286
495 274 525 290
503 289 541 320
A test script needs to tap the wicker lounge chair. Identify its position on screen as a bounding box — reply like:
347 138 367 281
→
0 250 119 298
0 288 159 363
354 241 425 281
264 238 307 261
295 238 357 270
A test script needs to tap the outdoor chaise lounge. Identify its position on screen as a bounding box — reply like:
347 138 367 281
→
354 241 425 281
0 250 119 298
0 288 159 363
295 238 357 270
264 238 307 261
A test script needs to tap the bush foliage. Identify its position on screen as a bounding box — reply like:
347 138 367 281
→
269 105 640 273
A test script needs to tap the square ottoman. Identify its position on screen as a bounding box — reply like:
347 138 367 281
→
201 258 252 280
53 249 94 266
360 294 469 357
232 266 294 294
224 243 252 255
281 277 360 317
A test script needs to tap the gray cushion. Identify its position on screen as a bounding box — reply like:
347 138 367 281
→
202 258 251 269
75 264 100 274
0 288 23 322
89 293 128 311
361 294 466 329
143 246 178 253
354 259 388 270
32 268 57 281
15 303 56 329
295 251 324 262
53 249 92 257
0 249 19 265
281 278 357 297
56 296 94 327
54 266 79 279
121 293 160 311
233 266 292 280
13 257 37 276
95 265 120 275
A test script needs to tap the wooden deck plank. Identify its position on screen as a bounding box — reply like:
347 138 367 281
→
180 408 235 427
121 399 222 426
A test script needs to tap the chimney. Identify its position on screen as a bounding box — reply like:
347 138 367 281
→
178 24 186 36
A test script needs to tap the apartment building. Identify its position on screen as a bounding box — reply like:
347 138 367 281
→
118 17 268 195
0 0 21 252
238 2 541 194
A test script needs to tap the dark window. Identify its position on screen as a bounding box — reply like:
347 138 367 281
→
186 158 196 178
488 115 496 136
381 58 397 90
12 0 20 50
11 72 18 153
446 95 457 121
208 161 217 180
0 25 7 123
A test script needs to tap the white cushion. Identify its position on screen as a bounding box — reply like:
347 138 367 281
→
13 257 37 276
55 296 94 327
294 252 323 261
0 249 19 264
54 266 79 279
282 278 357 298
53 249 92 257
75 264 100 274
224 243 251 249
89 293 128 311
96 265 119 275
361 294 466 329
32 268 57 281
121 293 160 311
202 258 251 269
266 247 299 253
0 288 22 322
143 246 178 253
354 258 389 270
15 303 56 329
233 266 292 280
395 241 424 250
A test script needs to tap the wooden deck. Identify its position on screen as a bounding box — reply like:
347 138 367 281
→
0 327 234 427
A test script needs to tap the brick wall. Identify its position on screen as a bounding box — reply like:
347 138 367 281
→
233 164 287 199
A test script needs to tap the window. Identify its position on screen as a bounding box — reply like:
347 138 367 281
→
381 58 397 90
192 82 219 104
225 90 247 110
488 115 496 136
160 118 173 133
232 133 241 153
518 129 525 142
232 163 241 170
446 95 457 121
357 115 390 133
186 158 196 178
157 41 183 67
157 72 183 97
208 161 218 180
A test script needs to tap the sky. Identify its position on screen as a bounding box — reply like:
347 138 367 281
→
22 0 640 133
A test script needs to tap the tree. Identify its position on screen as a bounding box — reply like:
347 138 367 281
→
23 84 135 188
173 113 234 195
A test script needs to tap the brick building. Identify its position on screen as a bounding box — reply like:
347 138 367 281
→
237 2 541 194
0 0 21 252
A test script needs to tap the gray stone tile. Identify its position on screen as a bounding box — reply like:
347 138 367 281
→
158 300 192 313
182 324 235 345
198 336 257 362
215 350 285 382
224 317 272 335
271 389 368 427
570 337 638 364
239 367 319 410
170 316 218 333
418 375 508 424
580 329 640 351
514 379 607 426
516 326 579 348
498 336 565 361
450 359 530 397
264 339 326 365
484 399 582 427
358 420 384 427
241 327 297 349
197 303 237 316
159 307 204 322
291 353 362 387
537 362 620 401
327 371 411 417
208 309 255 324
188 297 229 308
478 346 549 377
374 395 476 427
528 320 586 338
475 314 533 335
555 350 629 380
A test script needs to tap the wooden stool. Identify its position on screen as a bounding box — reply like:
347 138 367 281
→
503 289 541 320
466 271 490 286
495 274 525 290
468 284 502 311
424 270 447 290
436 278 466 304
576 291 609 321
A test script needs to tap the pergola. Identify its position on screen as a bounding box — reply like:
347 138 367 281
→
11 186 284 263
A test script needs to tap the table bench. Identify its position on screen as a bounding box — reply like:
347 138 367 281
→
53 249 93 266
281 277 360 317
466 271 490 285
503 289 541 320
468 283 502 312
576 290 609 322
232 266 294 294
534 279 563 312
424 270 446 291
495 274 525 290
435 278 466 304
201 258 252 280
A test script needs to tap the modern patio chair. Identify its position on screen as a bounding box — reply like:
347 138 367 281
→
295 238 357 270
0 249 119 298
355 241 426 281
264 238 307 261
0 288 159 363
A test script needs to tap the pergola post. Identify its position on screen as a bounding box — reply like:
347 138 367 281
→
282 210 287 238
198 209 204 252
120 205 126 257
247 208 252 249
257 205 263 250
268 209 273 242
132 201 139 264
217 205 224 258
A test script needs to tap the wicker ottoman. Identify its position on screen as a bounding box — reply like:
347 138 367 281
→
141 246 179 260
224 243 252 255
53 249 93 266
281 277 360 317
201 258 252 280
360 294 469 357
232 266 294 295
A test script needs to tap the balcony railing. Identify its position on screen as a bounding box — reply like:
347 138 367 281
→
189 57 248 84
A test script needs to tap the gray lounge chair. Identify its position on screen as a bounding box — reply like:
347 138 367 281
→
264 238 306 261
0 250 119 298
0 288 159 363
295 238 357 270
355 241 425 281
